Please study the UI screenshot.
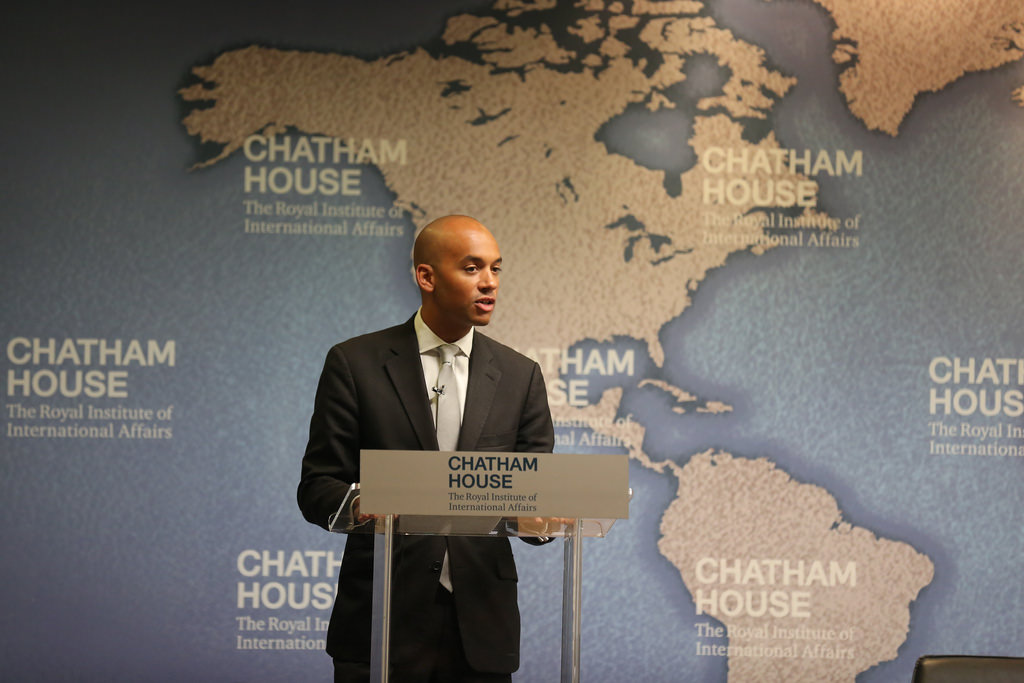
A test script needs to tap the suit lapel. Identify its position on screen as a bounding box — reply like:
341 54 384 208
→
459 336 500 450
383 321 438 450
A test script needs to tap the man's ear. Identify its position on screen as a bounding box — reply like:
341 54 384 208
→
415 264 434 292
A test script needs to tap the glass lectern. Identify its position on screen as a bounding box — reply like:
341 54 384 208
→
328 449 630 683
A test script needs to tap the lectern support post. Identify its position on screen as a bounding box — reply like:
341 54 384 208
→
369 514 396 683
561 518 584 683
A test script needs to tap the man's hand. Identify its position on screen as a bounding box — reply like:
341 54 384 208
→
516 517 574 536
352 496 393 523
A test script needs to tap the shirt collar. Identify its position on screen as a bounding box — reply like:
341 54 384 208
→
414 308 474 358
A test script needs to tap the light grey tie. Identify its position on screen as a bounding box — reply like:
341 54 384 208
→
435 344 460 592
435 344 461 452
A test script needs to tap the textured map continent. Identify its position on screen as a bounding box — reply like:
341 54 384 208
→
659 451 934 681
180 3 800 371
806 0 1024 134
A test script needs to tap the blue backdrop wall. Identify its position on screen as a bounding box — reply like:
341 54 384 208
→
2 1 1022 681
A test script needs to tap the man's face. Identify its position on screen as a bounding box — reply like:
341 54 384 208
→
420 224 501 341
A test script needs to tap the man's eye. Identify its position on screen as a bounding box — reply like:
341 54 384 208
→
492 267 502 274
465 266 479 273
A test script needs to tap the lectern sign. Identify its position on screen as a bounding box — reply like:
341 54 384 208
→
359 449 629 519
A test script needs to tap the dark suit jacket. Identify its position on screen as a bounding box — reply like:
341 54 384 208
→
298 318 554 674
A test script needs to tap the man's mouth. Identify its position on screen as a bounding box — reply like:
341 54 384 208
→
475 297 495 312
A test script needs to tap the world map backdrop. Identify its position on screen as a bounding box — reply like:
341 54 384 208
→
2 1 1022 681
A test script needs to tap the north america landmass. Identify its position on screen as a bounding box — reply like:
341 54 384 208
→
173 0 1024 678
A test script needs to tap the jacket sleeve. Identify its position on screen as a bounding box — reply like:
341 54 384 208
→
514 360 557 546
515 360 555 454
297 344 361 530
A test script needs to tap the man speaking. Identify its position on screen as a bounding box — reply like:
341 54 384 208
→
298 215 555 682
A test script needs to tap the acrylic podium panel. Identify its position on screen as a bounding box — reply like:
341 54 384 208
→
329 449 630 683
329 483 621 539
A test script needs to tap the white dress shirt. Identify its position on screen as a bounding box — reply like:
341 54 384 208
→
414 309 472 426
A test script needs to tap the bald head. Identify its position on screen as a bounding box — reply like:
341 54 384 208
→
413 215 502 342
413 215 494 269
